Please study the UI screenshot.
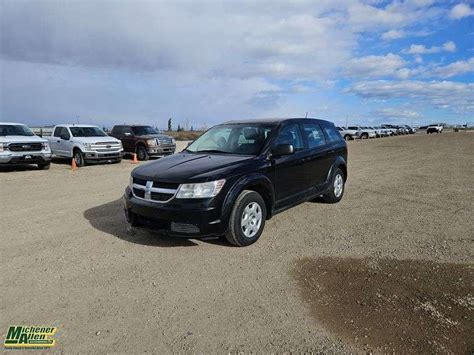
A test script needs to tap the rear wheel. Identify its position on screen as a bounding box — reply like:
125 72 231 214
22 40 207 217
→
361 132 369 139
136 146 149 161
344 134 351 141
73 149 85 167
322 168 345 203
225 190 267 247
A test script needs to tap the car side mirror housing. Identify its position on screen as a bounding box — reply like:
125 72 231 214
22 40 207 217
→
272 144 294 156
60 134 69 140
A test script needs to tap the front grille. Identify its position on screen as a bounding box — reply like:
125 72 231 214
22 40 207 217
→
157 137 173 145
8 143 43 152
91 142 122 152
132 178 178 203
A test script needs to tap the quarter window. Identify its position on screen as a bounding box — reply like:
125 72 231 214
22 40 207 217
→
324 124 344 143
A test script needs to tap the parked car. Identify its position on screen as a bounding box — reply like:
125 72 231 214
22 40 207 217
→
124 118 348 246
337 126 361 140
110 125 176 161
348 126 376 139
46 124 123 166
427 124 443 134
0 122 52 169
381 124 400 135
375 126 391 137
404 125 416 134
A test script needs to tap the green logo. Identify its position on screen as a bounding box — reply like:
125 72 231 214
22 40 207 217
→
4 326 57 349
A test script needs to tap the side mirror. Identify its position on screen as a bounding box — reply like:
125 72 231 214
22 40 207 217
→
272 144 294 157
60 134 69 140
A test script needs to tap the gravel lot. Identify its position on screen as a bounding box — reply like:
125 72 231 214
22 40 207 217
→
1 133 472 352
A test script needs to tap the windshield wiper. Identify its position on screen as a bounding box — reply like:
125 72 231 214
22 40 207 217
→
196 149 228 154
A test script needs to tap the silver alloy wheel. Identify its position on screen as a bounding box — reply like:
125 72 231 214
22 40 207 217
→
334 173 344 198
241 202 262 238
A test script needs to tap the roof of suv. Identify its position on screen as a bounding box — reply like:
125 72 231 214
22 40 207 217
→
223 117 328 125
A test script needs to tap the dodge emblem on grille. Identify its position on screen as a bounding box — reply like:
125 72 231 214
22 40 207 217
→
144 181 153 200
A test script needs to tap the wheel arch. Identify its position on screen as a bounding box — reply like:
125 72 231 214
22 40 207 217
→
222 174 275 221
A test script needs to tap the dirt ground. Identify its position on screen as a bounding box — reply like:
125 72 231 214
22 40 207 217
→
1 133 472 353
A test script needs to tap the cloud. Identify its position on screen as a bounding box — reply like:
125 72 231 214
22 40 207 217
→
381 29 406 40
449 3 474 19
405 41 456 54
346 80 474 112
346 53 406 78
374 107 421 120
429 57 474 78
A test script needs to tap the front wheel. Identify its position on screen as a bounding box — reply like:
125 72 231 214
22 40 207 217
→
38 163 50 170
225 190 267 247
344 134 352 141
73 149 85 167
136 146 149 161
323 168 345 203
361 133 368 139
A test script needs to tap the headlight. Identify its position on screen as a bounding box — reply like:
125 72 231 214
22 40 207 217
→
42 142 50 151
147 139 157 147
82 143 92 150
176 179 225 199
171 138 175 144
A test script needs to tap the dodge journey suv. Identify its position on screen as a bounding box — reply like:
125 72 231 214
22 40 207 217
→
124 118 347 246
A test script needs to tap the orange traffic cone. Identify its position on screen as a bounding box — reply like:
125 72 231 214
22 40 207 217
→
71 157 78 170
131 153 139 164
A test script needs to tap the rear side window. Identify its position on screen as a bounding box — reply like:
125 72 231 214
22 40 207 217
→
302 123 326 148
324 124 344 143
274 124 304 151
53 127 62 137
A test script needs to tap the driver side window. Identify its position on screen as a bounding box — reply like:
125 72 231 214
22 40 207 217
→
274 124 304 151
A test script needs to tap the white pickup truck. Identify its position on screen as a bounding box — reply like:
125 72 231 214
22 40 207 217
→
46 124 123 166
0 122 52 169
427 124 443 134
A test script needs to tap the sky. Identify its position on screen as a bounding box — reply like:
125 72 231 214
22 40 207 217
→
1 0 473 129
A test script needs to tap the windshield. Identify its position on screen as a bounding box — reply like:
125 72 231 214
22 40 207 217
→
70 126 107 137
0 124 35 136
186 123 275 155
132 126 159 135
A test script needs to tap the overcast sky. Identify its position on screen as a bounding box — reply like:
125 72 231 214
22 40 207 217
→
1 0 473 128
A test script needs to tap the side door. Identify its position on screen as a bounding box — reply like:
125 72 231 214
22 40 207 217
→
50 126 62 154
301 121 332 189
122 126 135 152
57 127 72 157
271 122 309 209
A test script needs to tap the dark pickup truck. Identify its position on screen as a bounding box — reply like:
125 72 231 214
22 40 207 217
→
110 125 176 160
124 118 348 246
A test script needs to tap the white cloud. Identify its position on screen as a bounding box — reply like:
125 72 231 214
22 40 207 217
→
382 29 406 40
346 53 406 78
405 41 456 54
429 57 474 78
374 107 421 120
346 80 474 112
449 3 474 19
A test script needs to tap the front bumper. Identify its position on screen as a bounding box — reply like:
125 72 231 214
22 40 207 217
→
147 145 176 156
0 151 52 165
83 150 123 162
123 187 226 237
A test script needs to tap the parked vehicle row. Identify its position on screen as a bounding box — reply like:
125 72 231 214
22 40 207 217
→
0 122 176 169
337 124 417 140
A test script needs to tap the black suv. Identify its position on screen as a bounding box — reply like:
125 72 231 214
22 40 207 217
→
124 118 347 246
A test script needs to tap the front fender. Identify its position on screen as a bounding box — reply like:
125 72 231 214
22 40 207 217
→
221 173 275 223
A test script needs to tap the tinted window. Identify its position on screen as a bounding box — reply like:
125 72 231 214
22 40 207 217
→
53 127 62 137
324 124 344 143
132 126 159 135
348 126 358 130
111 126 123 134
302 123 326 148
70 126 107 137
274 124 304 151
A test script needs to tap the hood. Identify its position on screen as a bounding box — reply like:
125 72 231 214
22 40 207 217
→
133 152 254 183
0 135 47 143
71 136 121 144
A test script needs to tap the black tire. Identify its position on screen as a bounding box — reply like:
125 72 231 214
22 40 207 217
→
136 145 149 161
322 168 345 204
225 190 267 247
37 163 50 170
73 149 85 167
344 134 351 141
361 132 369 139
